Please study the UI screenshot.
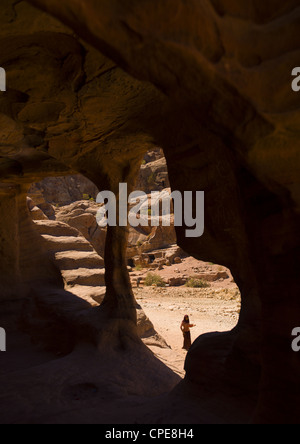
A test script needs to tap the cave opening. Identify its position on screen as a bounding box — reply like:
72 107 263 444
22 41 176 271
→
25 149 242 379
129 149 242 378
127 258 135 268
148 254 155 264
23 141 244 383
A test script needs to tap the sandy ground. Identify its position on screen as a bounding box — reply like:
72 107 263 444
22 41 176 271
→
135 286 241 377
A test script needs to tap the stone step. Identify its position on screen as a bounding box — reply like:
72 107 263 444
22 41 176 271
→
41 235 94 253
34 220 80 237
62 268 106 287
54 250 104 270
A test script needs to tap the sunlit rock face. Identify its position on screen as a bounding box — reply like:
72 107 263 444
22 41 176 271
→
0 0 299 423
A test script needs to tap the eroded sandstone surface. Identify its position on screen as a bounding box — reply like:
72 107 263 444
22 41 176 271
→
0 0 299 424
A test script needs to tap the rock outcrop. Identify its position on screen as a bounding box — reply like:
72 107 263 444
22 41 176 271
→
0 0 299 424
33 219 106 305
55 201 107 258
136 156 170 194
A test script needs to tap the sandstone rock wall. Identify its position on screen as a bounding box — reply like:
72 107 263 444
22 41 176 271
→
0 0 299 423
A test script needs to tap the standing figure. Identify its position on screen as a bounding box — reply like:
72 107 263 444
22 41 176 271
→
181 315 196 351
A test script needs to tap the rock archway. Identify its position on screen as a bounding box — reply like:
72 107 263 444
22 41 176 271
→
0 0 299 424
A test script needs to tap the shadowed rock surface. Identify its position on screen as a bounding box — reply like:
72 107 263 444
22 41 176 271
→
0 0 299 424
28 175 99 208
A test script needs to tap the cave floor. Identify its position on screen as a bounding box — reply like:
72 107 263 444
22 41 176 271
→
0 327 255 424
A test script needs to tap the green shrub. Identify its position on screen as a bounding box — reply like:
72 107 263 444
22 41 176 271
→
185 278 210 288
145 273 166 288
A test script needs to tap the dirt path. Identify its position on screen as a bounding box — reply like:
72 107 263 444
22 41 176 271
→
135 286 241 377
